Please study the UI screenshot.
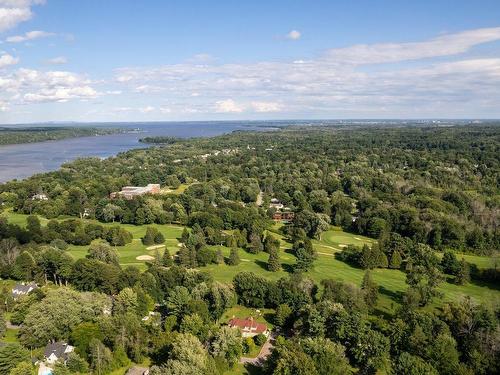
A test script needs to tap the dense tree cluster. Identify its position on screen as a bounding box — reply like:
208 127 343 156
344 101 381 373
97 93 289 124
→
0 124 498 374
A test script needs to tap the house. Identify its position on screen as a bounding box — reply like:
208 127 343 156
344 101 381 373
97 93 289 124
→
272 210 295 222
269 198 284 210
11 283 38 299
44 342 74 364
125 367 150 375
32 193 48 201
110 184 160 200
228 317 269 338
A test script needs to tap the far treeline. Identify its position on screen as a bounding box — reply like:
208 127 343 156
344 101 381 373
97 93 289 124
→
0 124 498 375
0 126 121 145
2 124 498 255
139 136 184 144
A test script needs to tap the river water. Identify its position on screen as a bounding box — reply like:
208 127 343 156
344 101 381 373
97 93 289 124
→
0 121 277 183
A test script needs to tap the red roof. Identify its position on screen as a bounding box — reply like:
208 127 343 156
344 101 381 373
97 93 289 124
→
228 317 267 334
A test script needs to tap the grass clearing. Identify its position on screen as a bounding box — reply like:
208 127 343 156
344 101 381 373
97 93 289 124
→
1 209 184 270
202 227 500 315
2 210 499 311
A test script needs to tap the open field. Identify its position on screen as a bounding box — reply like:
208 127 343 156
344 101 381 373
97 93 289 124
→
2 210 499 311
1 209 184 270
65 223 183 269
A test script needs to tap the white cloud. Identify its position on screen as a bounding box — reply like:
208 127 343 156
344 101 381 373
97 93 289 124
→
23 86 98 103
109 27 500 118
139 105 155 113
3 26 500 120
0 0 45 32
0 68 99 105
286 30 301 40
6 30 54 43
0 53 18 68
325 27 500 65
214 99 245 113
46 56 67 65
251 101 282 112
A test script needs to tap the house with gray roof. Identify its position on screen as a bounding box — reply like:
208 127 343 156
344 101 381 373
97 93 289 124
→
11 283 38 299
44 341 74 364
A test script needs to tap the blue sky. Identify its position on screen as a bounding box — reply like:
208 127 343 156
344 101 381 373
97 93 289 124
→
1 0 500 123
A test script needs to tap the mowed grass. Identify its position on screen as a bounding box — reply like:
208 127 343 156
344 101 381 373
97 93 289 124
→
2 210 499 309
66 223 184 270
1 209 184 270
202 227 500 314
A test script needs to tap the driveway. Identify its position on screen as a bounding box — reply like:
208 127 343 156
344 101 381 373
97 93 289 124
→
239 333 275 366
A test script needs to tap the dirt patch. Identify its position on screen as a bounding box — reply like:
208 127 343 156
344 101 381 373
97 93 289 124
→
136 255 155 261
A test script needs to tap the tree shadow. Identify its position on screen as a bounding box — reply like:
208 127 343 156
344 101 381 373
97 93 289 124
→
468 279 500 291
379 285 404 304
263 312 275 325
255 259 269 271
282 263 295 273
284 248 295 256
243 363 264 375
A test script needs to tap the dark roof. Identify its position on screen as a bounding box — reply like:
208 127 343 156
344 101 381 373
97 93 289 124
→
12 283 38 294
44 342 71 360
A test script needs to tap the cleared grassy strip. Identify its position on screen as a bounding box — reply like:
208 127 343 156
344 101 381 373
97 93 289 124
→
202 237 500 313
65 225 184 270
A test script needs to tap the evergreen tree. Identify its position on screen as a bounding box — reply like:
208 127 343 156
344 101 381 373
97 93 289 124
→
295 243 316 273
189 247 198 268
360 244 375 269
154 249 161 265
455 259 470 285
178 246 191 267
162 248 173 267
227 247 240 266
267 248 281 271
154 231 165 244
215 248 224 264
248 233 263 254
181 228 190 244
264 234 280 254
361 271 378 310
142 227 156 246
389 250 402 269
0 313 5 338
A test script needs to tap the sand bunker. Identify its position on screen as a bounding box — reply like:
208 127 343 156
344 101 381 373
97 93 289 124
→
136 255 155 261
338 244 347 248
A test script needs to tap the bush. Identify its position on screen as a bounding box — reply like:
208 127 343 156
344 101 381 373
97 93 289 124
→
50 239 68 251
254 333 267 346
243 337 255 354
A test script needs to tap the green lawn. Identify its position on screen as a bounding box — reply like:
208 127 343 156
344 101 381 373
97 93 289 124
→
1 328 19 344
436 251 499 269
0 209 184 270
2 210 499 311
202 227 500 315
66 224 184 270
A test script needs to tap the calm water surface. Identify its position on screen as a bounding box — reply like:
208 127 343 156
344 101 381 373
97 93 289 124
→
0 121 273 183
